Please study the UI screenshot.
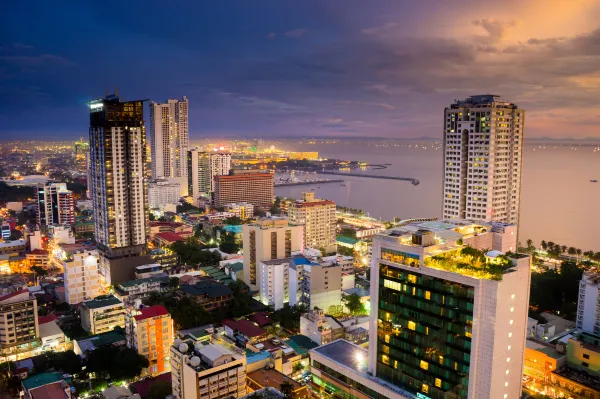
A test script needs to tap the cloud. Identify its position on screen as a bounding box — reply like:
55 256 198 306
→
12 42 34 49
217 90 308 113
266 32 276 40
361 22 398 36
0 54 72 67
341 101 395 110
472 19 517 42
285 28 307 38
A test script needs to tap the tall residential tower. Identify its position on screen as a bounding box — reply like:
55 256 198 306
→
88 94 151 285
442 95 524 224
36 182 75 227
149 97 189 195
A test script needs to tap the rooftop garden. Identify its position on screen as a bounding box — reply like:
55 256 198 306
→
424 246 515 281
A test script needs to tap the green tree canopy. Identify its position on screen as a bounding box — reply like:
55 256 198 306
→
86 346 149 380
219 233 240 254
343 293 366 315
147 380 172 399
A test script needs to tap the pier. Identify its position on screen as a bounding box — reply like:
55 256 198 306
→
317 171 419 185
275 179 344 187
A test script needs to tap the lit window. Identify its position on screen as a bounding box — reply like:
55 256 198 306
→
408 321 416 331
510 307 514 312
408 274 417 284
465 330 472 338
420 360 429 370
508 333 512 338
506 370 509 375
507 345 511 350
504 382 508 387
382 355 389 365
509 320 513 325
511 294 515 300
425 291 431 300
422 384 429 393
438 355 444 364
507 358 510 362
435 378 441 388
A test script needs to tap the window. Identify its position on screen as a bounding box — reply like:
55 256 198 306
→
420 360 429 370
425 291 431 300
408 274 417 284
435 378 442 388
422 384 429 394
408 321 416 331
582 362 589 368
583 354 590 360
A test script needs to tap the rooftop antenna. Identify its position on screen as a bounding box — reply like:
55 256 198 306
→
115 84 119 97
105 89 108 97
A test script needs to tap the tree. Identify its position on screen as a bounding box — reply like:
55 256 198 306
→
568 247 577 256
149 213 156 221
147 380 172 399
270 196 282 215
52 350 82 375
576 248 582 259
279 380 295 399
526 239 534 253
168 277 180 291
30 265 48 284
343 293 366 315
339 228 357 239
540 240 547 251
254 207 266 217
219 233 240 254
227 280 252 317
292 362 304 375
87 346 149 380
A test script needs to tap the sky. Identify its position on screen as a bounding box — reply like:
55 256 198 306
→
2 0 600 140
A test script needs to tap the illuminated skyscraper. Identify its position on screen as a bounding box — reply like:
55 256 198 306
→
442 95 525 225
36 182 75 227
187 148 211 200
88 94 150 285
149 97 189 195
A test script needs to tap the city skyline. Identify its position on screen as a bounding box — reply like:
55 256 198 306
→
2 1 600 140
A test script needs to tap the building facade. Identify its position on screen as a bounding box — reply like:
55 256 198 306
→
368 220 529 399
242 217 303 291
170 335 246 399
61 246 101 304
289 256 342 313
126 305 174 376
80 294 126 335
88 94 150 285
577 272 600 334
148 179 181 209
258 258 290 310
214 171 274 208
187 149 211 200
288 192 336 253
149 97 189 186
442 95 525 224
36 182 75 227
0 290 40 361
224 202 254 220
209 153 231 192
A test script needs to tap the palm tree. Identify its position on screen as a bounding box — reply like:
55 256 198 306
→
526 239 534 253
30 266 48 285
541 240 548 251
547 242 555 253
561 245 567 254
584 251 594 260
279 380 295 399
568 247 577 256
576 249 582 259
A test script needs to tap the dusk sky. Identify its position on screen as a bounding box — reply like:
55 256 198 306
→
2 0 600 140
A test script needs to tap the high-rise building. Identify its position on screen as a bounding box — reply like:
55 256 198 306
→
258 258 291 310
187 149 211 200
148 179 181 210
126 305 174 377
36 182 75 227
88 94 151 285
214 171 274 209
310 219 531 399
576 271 600 334
242 217 303 291
58 243 101 304
0 290 39 361
288 192 336 253
149 97 189 190
171 334 247 399
209 152 231 192
442 95 525 224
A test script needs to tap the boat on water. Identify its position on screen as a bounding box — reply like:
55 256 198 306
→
591 179 598 183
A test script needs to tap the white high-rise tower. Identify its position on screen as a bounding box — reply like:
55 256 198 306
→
442 95 525 225
149 97 189 195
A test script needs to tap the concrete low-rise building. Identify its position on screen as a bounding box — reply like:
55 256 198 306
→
80 295 126 335
114 276 169 305
289 256 342 313
0 290 40 361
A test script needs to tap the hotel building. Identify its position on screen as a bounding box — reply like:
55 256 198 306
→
242 217 303 291
224 202 254 220
288 192 337 253
88 94 151 285
126 305 174 376
170 334 246 399
149 97 189 195
36 182 75 227
576 271 600 334
442 95 525 225
311 219 531 399
214 171 274 209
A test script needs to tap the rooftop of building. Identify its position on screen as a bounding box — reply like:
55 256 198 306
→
336 235 359 245
117 275 168 289
0 239 26 248
526 340 564 360
215 172 274 180
0 289 32 303
222 225 243 234
154 231 185 242
179 279 233 298
22 372 64 391
57 242 97 255
227 262 243 272
171 337 244 371
129 372 171 398
39 320 63 339
30 381 69 399
27 249 49 256
248 312 273 327
291 199 335 207
133 305 169 322
343 286 370 298
248 216 299 229
149 221 185 228
286 334 320 354
450 94 519 109
247 368 303 391
312 339 367 372
223 318 266 338
81 294 122 309
75 328 126 353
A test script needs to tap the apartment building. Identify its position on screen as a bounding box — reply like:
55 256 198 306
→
170 335 246 399
214 171 274 208
114 276 168 305
187 149 211 200
242 217 304 291
126 305 174 376
224 202 254 220
148 179 181 209
0 290 39 361
209 152 232 192
80 294 126 335
442 95 525 224
577 271 600 334
258 258 290 310
36 182 75 227
289 256 342 312
288 192 336 253
60 244 101 304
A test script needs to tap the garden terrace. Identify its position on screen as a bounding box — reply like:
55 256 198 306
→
424 246 517 281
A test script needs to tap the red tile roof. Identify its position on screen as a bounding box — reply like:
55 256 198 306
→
27 249 49 255
30 381 68 399
130 372 171 398
222 319 266 338
294 200 335 207
248 312 273 327
38 315 59 325
0 289 29 303
134 305 170 322
155 232 185 242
